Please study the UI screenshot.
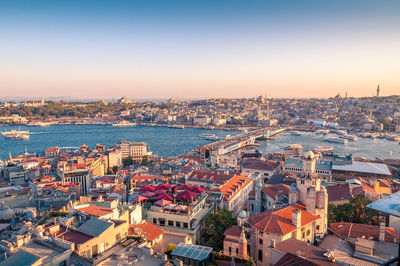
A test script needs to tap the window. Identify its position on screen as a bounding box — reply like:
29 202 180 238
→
316 225 320 230
302 232 305 239
236 248 239 254
258 231 263 237
159 219 165 226
307 230 310 236
183 223 188 228
229 247 231 255
153 218 157 224
259 238 263 245
168 220 173 226
258 249 263 262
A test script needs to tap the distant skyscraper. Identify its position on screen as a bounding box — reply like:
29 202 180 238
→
377 85 380 97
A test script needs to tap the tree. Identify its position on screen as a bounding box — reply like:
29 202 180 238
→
328 195 379 225
203 208 237 251
166 243 176 252
141 155 149 165
123 157 134 167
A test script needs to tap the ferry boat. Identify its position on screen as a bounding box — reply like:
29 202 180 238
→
313 145 334 153
112 120 137 127
1 128 30 140
340 134 358 141
290 131 302 136
199 134 220 140
325 137 348 144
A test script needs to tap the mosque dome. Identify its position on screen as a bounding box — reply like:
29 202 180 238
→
238 210 248 218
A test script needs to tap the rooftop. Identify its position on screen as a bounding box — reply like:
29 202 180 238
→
78 218 113 237
171 242 212 262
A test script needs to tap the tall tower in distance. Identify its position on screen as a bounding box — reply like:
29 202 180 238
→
377 85 380 97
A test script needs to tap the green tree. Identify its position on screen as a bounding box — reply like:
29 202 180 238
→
141 155 149 165
328 195 379 225
123 157 134 167
203 208 237 251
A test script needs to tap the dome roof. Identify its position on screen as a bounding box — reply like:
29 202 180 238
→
238 210 248 218
303 150 315 160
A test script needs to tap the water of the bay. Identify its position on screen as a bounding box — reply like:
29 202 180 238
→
0 125 398 160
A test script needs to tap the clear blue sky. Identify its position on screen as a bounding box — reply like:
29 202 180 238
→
1 0 399 99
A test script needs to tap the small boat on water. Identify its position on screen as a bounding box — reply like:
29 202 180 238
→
325 137 348 144
199 134 220 140
340 134 358 141
313 145 334 154
1 128 30 140
290 131 302 136
112 120 137 127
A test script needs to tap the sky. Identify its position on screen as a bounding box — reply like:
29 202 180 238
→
0 0 399 99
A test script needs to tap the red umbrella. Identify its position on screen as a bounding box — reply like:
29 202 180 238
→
176 191 197 201
141 191 156 197
140 186 155 192
156 194 173 201
131 195 148 203
153 189 168 195
156 184 172 190
154 199 172 207
188 186 206 194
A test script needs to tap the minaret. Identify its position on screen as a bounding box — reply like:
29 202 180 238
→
238 226 247 259
255 180 263 214
377 85 380 97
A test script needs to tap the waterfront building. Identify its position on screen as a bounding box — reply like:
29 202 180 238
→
284 144 303 159
117 140 151 162
283 152 392 182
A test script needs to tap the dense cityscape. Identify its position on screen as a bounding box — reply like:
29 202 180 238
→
0 93 399 265
1 0 400 265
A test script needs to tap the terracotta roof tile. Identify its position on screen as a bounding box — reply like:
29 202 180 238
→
330 222 400 243
248 203 320 235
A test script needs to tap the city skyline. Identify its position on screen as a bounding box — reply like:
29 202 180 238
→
1 0 399 98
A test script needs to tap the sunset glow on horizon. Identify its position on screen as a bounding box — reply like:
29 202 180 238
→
1 0 399 99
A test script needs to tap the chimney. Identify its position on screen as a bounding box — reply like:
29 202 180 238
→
292 209 301 228
379 216 386 242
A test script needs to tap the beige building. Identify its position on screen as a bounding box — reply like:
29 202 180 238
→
50 217 129 259
117 140 150 162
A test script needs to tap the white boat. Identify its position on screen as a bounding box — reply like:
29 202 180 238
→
290 131 302 136
340 134 358 141
332 130 347 135
199 134 220 140
313 145 334 153
1 128 30 140
112 120 137 127
325 137 348 144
